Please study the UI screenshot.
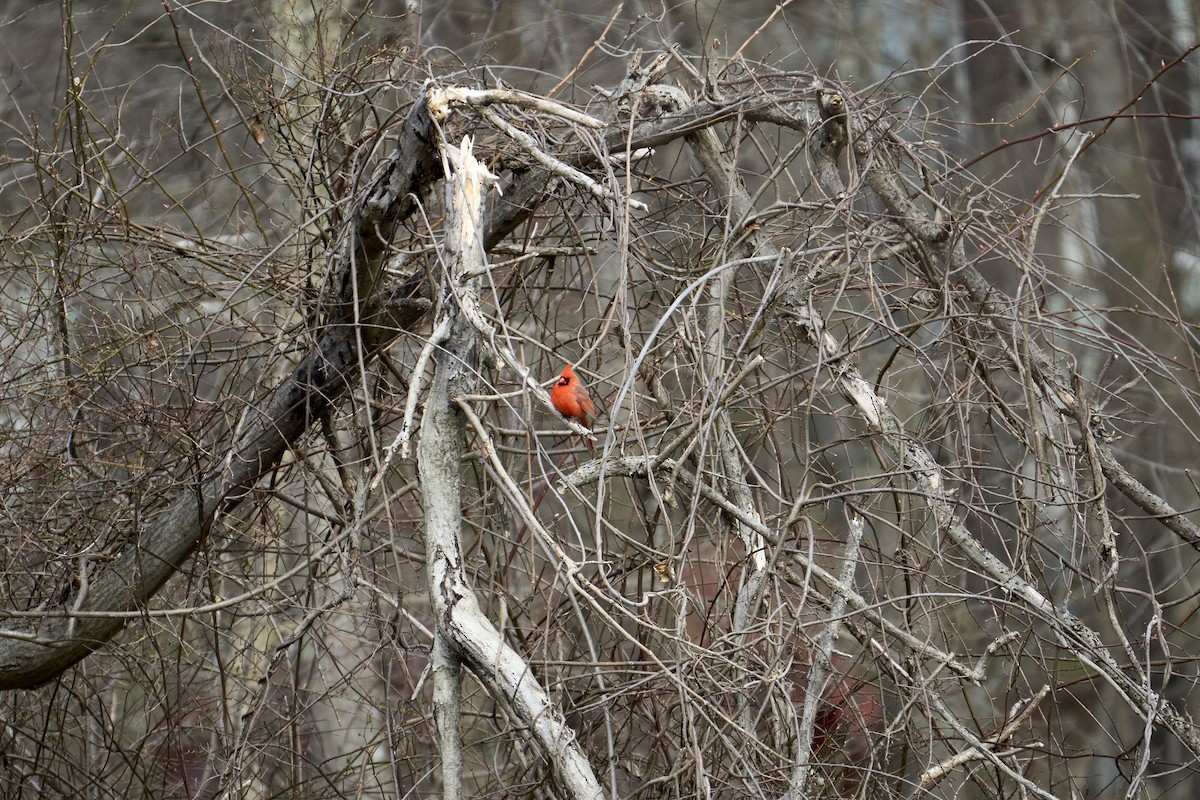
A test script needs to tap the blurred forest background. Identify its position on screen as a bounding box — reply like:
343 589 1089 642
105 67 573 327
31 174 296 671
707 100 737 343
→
3 0 1200 798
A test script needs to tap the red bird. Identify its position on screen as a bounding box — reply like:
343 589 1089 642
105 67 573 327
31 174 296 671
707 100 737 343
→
550 363 597 451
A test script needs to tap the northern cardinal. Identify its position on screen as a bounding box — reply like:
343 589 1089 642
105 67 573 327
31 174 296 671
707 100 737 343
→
550 363 597 451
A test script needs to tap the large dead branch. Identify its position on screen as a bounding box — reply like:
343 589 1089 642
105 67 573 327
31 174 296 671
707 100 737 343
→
419 136 604 800
0 96 446 689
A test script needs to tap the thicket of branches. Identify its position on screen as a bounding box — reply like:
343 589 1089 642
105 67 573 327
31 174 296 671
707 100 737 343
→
2 3 1200 799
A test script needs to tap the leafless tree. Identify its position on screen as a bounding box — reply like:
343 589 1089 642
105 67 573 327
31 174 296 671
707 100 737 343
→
3 2 1200 798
